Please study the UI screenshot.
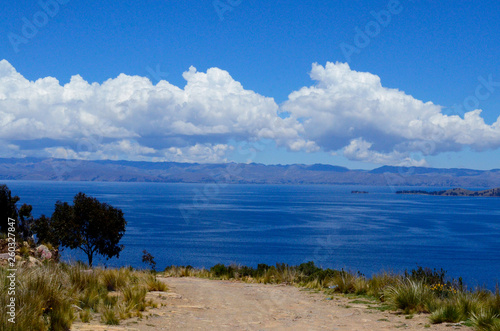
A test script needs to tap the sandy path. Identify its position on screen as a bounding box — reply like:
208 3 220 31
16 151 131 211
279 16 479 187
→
72 277 472 331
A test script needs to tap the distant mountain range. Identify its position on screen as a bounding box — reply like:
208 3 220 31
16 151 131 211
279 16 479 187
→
0 158 499 187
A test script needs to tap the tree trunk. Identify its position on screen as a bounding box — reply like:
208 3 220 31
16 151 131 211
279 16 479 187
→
87 251 93 268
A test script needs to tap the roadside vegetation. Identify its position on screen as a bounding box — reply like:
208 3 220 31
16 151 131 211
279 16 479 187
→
0 261 167 331
1 257 498 330
165 262 500 330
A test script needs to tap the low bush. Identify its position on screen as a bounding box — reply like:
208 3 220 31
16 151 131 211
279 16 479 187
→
101 305 120 325
471 309 500 331
430 302 465 324
123 286 148 311
384 278 433 313
101 268 129 291
145 273 168 291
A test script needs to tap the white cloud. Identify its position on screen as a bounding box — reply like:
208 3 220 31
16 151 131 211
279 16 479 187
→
44 147 80 160
343 138 428 167
1 59 500 166
163 143 234 163
0 60 314 162
0 140 22 158
43 140 232 163
283 62 500 164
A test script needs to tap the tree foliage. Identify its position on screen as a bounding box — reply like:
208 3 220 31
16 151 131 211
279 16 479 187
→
0 184 33 240
0 184 19 233
51 192 126 267
31 214 60 247
142 250 157 273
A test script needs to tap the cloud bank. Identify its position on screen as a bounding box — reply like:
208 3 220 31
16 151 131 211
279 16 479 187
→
0 60 314 163
1 60 499 165
283 62 500 166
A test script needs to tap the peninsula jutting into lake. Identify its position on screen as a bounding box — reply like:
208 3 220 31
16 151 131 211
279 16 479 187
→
396 187 500 197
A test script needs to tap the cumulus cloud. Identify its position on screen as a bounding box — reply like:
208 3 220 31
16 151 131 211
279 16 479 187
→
343 138 428 167
0 60 314 162
282 62 500 164
43 141 232 163
1 59 500 165
0 140 23 158
163 143 234 163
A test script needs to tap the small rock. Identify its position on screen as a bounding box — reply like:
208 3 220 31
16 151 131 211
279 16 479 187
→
29 256 42 266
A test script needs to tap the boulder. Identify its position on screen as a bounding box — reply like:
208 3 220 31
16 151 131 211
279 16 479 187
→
36 245 52 260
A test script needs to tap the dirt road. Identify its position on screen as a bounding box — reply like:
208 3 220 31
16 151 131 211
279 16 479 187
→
72 277 472 331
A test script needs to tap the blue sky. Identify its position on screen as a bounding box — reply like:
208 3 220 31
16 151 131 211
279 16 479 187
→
0 0 499 169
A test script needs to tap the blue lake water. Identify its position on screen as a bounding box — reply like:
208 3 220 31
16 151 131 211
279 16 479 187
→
4 180 499 287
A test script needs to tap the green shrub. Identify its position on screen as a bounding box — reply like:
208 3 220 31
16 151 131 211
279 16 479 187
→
471 309 500 331
79 308 92 323
78 287 101 311
455 291 482 317
298 261 322 277
116 302 133 320
145 273 168 291
102 293 119 307
331 270 358 294
384 278 433 313
101 305 120 325
430 302 464 324
210 264 231 278
68 265 100 292
405 266 447 286
123 286 148 311
368 272 398 299
101 268 129 291
274 263 297 284
489 286 500 316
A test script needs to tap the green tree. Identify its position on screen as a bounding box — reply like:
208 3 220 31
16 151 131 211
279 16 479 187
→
0 184 19 233
31 214 60 247
51 192 126 267
18 203 34 240
0 184 33 240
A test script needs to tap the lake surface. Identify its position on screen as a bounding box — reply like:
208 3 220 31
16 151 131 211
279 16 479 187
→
4 181 499 287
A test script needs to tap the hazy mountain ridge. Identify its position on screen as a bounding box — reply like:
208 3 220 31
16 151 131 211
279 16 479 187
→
0 158 499 187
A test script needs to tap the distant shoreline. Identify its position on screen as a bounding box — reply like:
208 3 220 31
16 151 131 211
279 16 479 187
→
396 187 500 197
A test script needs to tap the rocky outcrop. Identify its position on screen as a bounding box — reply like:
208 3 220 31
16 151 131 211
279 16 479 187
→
0 239 58 267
